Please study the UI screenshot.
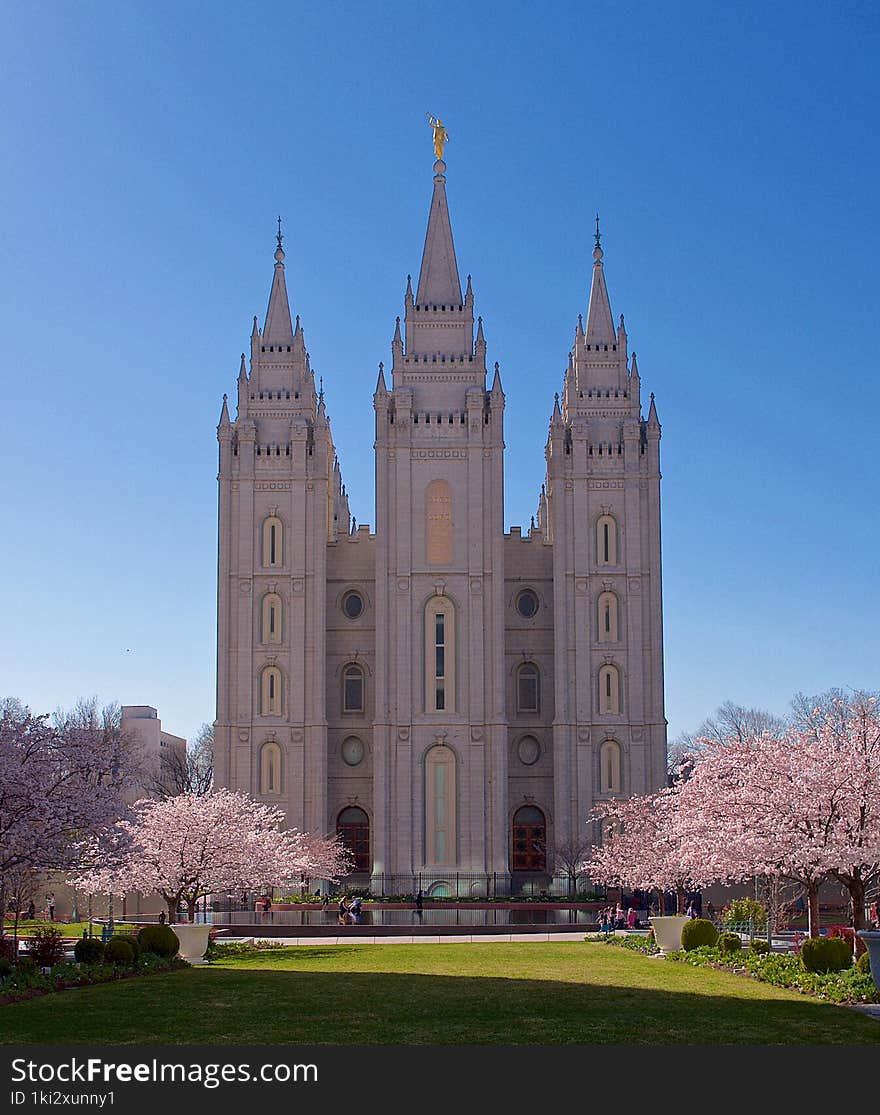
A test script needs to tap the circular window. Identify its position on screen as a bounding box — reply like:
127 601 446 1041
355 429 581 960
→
517 735 541 766
342 591 364 620
341 737 365 767
516 589 539 618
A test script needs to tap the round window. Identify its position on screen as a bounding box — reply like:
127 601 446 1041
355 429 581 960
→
516 589 539 618
342 591 364 619
517 736 541 766
341 737 365 766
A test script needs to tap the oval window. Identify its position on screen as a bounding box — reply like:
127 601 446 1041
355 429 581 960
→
517 736 541 766
341 737 365 766
342 591 364 620
516 589 539 618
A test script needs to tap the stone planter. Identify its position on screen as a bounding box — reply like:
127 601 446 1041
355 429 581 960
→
649 916 689 955
171 924 211 965
857 931 880 992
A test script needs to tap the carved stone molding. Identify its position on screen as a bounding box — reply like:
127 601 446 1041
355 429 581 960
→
291 728 304 742
412 449 466 459
238 730 249 742
292 578 304 593
255 482 290 491
577 727 590 741
575 578 588 594
588 479 624 489
398 727 410 740
397 577 410 592
470 727 483 741
628 578 641 592
239 580 251 593
470 578 482 593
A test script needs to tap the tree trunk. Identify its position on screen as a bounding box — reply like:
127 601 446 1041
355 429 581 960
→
0 876 6 942
187 898 197 924
806 881 820 938
165 897 178 925
676 886 686 915
657 888 665 915
845 875 866 956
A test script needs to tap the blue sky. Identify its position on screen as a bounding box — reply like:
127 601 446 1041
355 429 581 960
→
1 1 877 745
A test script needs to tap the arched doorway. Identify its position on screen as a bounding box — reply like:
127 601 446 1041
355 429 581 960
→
337 807 371 873
511 805 546 872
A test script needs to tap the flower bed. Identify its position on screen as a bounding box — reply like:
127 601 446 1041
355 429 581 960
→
665 945 878 1005
0 953 188 1005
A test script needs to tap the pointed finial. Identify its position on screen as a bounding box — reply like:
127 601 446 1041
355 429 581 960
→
239 353 247 379
251 315 259 336
476 316 485 345
274 216 285 264
393 316 402 345
531 515 535 530
295 313 301 335
466 273 473 299
318 375 324 403
576 313 584 339
405 274 413 299
379 360 384 373
593 214 603 262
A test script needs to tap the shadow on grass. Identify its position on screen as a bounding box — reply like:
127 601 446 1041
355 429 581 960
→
1 966 877 1046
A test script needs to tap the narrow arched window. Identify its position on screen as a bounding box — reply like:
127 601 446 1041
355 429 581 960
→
262 516 284 568
260 741 282 794
600 739 621 793
597 514 617 565
425 596 455 713
261 592 283 644
516 662 541 714
598 664 621 715
511 806 546 872
337 807 370 872
261 666 282 715
597 591 619 643
342 663 364 713
425 746 456 866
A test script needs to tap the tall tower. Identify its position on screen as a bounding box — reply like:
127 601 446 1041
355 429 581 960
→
215 225 347 835
372 155 508 881
541 220 667 855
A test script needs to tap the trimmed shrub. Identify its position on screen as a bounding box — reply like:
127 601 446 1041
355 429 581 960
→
749 938 771 954
137 924 179 958
718 932 742 954
856 951 872 975
103 937 137 966
74 938 105 964
27 926 66 967
0 956 13 978
801 936 852 974
680 918 718 951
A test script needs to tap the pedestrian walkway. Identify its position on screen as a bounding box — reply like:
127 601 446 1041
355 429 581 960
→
223 931 590 947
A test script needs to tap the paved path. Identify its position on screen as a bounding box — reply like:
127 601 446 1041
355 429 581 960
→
224 932 590 946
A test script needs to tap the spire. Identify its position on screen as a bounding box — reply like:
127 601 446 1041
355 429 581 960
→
585 215 615 346
415 159 463 305
630 351 639 378
218 393 231 428
491 361 503 395
238 353 248 381
375 363 388 394
263 218 295 345
647 391 660 427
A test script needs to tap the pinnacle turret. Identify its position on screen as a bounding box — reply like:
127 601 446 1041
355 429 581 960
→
263 224 295 346
584 219 615 346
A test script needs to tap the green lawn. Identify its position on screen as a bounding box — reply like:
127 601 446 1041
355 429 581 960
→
1 942 878 1045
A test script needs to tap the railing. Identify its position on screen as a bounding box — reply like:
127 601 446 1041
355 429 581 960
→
328 872 606 900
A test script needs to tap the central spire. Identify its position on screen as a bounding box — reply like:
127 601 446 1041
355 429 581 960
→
415 159 463 306
584 215 615 346
263 218 295 345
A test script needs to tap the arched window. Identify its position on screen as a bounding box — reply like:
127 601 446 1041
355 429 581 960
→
511 806 546 872
597 591 619 643
260 741 282 794
261 592 283 644
597 514 617 565
600 739 621 793
425 596 455 713
598 664 621 714
337 807 370 872
342 663 364 714
262 515 284 568
260 666 282 715
516 662 541 714
425 746 456 866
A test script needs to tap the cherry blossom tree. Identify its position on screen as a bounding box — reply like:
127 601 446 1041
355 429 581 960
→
71 789 352 923
0 698 135 941
587 790 696 914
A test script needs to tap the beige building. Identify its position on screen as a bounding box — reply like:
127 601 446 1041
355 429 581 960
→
214 157 667 893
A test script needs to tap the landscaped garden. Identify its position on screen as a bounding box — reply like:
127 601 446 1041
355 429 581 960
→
1 942 879 1045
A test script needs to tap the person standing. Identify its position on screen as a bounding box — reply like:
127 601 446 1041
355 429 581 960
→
47 893 56 921
415 889 424 914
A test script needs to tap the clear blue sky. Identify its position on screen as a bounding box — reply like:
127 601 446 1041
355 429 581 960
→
1 1 877 745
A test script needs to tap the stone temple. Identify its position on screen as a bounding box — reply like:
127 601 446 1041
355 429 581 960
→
214 154 667 894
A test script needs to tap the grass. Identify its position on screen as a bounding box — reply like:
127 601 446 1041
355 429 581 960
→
1 942 878 1045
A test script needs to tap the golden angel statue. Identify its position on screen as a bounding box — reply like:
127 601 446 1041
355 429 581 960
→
427 114 449 160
